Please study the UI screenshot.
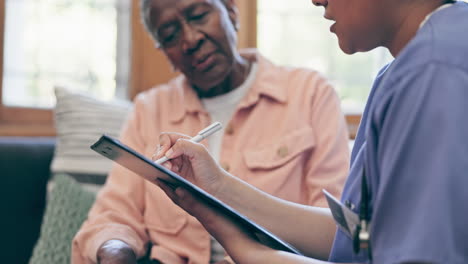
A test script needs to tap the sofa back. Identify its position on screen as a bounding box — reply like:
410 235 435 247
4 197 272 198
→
0 137 55 264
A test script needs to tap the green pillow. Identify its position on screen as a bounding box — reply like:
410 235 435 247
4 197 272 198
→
29 174 96 264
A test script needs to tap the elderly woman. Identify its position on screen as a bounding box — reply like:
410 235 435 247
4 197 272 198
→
71 0 350 263
154 0 468 263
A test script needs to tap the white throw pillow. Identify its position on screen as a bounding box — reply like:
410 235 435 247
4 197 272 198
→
51 86 132 184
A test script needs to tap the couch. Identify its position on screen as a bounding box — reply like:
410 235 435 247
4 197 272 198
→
0 87 135 264
1 137 56 264
0 136 158 264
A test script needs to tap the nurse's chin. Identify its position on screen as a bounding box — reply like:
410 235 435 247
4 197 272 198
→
337 38 377 55
336 39 357 55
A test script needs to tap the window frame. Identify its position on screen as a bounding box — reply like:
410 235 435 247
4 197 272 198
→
0 0 359 138
0 0 55 136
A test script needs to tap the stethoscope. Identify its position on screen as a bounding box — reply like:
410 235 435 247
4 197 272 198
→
353 166 371 259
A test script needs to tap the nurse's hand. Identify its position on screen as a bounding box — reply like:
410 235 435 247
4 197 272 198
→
153 132 229 197
155 175 223 229
155 177 259 263
215 256 235 264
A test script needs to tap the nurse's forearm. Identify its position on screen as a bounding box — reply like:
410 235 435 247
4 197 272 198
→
242 250 355 264
215 173 337 260
224 236 352 264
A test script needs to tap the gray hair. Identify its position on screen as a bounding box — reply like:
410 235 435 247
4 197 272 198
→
140 0 154 38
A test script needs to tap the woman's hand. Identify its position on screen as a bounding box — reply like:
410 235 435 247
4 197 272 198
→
96 240 137 264
153 132 229 197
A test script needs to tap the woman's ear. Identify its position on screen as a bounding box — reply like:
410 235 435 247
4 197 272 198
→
223 0 240 31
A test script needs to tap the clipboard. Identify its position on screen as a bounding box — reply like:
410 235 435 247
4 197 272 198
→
91 134 303 255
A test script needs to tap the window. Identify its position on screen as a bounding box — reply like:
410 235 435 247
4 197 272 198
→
2 0 130 108
257 0 392 114
0 0 130 135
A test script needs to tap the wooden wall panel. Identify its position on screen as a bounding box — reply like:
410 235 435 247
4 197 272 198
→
236 0 257 49
130 0 178 98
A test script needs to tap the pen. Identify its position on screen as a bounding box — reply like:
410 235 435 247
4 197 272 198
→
155 122 223 164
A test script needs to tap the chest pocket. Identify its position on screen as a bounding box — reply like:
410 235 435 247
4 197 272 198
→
243 127 316 170
144 184 189 235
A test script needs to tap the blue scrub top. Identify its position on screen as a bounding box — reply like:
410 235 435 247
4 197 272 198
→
329 2 468 263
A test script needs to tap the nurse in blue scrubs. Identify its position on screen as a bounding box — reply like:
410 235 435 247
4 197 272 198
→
154 0 468 263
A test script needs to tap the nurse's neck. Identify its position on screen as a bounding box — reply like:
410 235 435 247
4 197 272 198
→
386 0 449 57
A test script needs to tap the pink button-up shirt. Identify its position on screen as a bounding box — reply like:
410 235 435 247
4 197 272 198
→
72 50 350 264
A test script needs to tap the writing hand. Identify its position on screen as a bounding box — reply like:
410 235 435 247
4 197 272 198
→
153 132 229 197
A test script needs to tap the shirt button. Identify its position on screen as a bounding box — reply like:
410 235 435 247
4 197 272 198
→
222 163 230 172
225 124 234 135
277 146 289 158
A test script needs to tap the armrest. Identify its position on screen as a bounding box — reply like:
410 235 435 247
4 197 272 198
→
0 137 56 264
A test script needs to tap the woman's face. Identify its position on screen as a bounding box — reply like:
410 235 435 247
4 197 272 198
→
312 0 396 54
145 0 239 91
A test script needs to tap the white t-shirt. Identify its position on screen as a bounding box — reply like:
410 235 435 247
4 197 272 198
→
201 62 258 162
201 62 258 263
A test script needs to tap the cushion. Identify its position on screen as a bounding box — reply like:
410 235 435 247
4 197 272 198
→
29 174 96 264
51 86 132 190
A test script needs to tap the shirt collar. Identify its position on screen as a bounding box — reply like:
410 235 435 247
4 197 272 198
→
169 77 206 123
419 2 454 29
169 49 288 123
237 49 288 109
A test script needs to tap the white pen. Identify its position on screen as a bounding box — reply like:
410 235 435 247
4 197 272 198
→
155 122 223 164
